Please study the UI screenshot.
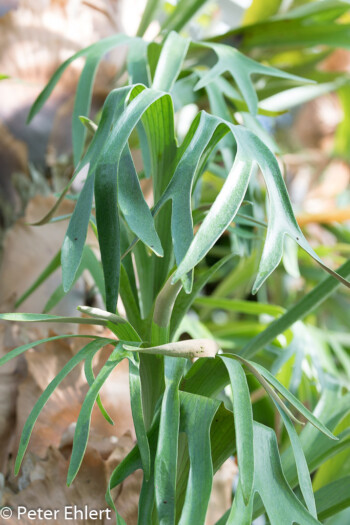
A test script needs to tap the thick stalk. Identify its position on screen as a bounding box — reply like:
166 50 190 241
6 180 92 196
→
140 277 183 429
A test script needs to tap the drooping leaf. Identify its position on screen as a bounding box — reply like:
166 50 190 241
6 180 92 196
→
240 259 350 359
77 305 141 341
119 145 163 256
94 160 121 314
30 86 133 228
84 352 114 425
15 338 112 474
129 357 151 480
0 334 108 368
221 356 254 504
72 53 102 164
253 422 320 525
94 86 170 312
276 404 317 518
170 119 349 293
27 35 134 124
67 343 128 485
236 356 336 440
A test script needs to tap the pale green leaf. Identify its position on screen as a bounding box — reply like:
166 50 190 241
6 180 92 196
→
84 352 114 425
129 358 151 480
119 145 163 256
178 392 220 525
14 249 61 308
221 356 254 503
152 31 190 93
0 334 106 368
155 357 186 525
67 343 128 485
276 404 317 518
247 359 336 440
195 43 310 115
253 422 321 525
15 338 111 474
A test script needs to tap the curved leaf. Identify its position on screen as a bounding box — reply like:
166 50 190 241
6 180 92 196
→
67 343 128 485
0 312 113 328
276 404 317 518
30 86 133 227
15 338 111 474
129 358 151 480
61 172 95 292
221 356 254 504
239 356 336 440
253 422 320 525
77 305 141 341
240 259 350 359
119 145 163 256
84 352 114 425
0 333 107 367
27 34 133 124
72 53 101 164
195 43 310 115
94 86 169 312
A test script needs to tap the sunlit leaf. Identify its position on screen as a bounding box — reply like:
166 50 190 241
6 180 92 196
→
194 43 309 115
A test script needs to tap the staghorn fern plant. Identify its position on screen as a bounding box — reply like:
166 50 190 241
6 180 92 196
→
1 1 350 524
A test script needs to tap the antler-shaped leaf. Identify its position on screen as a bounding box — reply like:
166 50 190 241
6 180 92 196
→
170 115 350 294
195 43 310 114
